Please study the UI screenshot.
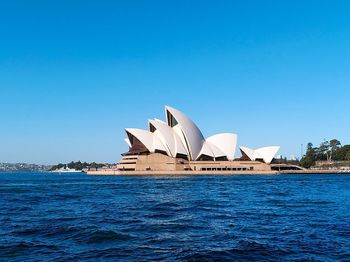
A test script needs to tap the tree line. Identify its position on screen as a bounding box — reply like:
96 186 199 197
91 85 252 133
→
300 139 350 168
49 161 106 171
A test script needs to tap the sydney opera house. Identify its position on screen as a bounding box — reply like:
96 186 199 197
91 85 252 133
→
112 106 302 174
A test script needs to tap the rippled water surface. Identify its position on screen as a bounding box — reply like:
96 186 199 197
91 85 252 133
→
1 173 350 261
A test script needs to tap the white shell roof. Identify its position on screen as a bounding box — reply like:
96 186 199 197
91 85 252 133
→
124 138 132 148
125 128 167 153
148 119 188 157
239 146 255 161
198 141 217 158
240 146 280 164
206 133 237 160
124 106 279 163
165 106 204 160
198 140 227 159
125 128 154 152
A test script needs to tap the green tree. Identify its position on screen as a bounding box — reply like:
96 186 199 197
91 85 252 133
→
346 151 350 161
329 139 341 161
300 142 316 168
49 161 107 171
316 140 331 161
330 139 341 151
301 139 350 167
333 145 350 161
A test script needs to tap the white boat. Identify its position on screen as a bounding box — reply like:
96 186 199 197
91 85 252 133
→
50 165 84 174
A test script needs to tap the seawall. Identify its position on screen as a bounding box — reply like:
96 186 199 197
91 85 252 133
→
87 169 350 176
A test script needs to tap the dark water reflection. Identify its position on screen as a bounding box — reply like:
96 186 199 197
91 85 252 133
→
1 173 350 261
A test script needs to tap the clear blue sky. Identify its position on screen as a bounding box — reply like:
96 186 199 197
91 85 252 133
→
1 0 350 164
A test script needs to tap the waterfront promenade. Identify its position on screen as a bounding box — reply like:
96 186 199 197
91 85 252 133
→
87 169 350 176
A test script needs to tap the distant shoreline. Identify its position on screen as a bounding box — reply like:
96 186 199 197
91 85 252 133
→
0 171 50 174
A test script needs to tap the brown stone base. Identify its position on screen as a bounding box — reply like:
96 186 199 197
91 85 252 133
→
87 169 350 176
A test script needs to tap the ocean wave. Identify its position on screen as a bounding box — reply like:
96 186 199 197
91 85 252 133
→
83 230 135 244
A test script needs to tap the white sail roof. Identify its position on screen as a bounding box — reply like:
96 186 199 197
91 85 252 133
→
197 140 227 159
198 141 216 158
255 146 280 164
240 146 255 161
206 133 237 160
123 106 280 164
148 119 188 157
165 106 204 160
240 146 280 164
125 128 167 153
124 138 132 148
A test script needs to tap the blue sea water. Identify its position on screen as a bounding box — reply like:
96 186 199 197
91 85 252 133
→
1 173 350 261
